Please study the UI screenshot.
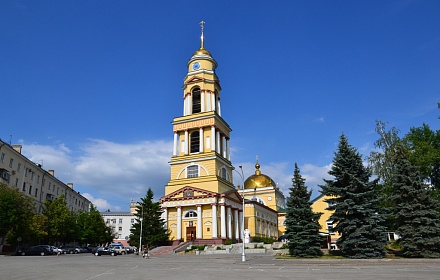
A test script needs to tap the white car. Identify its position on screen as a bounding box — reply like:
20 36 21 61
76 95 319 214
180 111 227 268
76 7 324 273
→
51 246 63 254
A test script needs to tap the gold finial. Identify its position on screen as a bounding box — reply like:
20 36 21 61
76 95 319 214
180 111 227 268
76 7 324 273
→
255 155 261 175
200 21 205 49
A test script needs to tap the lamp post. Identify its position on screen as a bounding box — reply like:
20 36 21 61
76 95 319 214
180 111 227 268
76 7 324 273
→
139 206 143 257
234 165 246 262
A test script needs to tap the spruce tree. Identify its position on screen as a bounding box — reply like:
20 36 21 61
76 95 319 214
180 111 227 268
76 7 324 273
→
285 163 323 257
321 134 387 258
129 188 169 249
392 146 440 258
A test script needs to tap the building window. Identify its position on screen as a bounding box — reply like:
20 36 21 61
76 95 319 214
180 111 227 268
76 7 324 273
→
9 158 13 168
0 153 4 163
118 227 122 231
119 219 123 224
187 165 198 178
106 219 110 224
192 88 201 113
131 219 134 224
29 185 32 195
37 175 40 184
190 131 200 153
112 219 116 224
35 188 38 197
326 220 335 235
17 163 21 172
15 178 18 187
184 211 197 218
221 167 227 180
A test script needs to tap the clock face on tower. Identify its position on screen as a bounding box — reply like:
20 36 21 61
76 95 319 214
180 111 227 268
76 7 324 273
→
193 62 200 70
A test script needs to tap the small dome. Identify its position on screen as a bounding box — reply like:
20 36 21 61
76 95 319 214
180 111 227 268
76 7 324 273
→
243 162 276 189
193 47 212 57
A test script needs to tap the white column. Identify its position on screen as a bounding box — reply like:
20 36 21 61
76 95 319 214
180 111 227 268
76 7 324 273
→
177 206 182 240
211 93 216 113
211 204 218 238
173 132 178 156
217 98 221 116
162 207 168 228
211 126 216 152
234 209 239 240
201 90 205 112
216 131 221 154
184 130 189 155
197 205 202 239
227 207 232 239
207 91 212 111
226 138 230 161
188 93 192 115
222 136 226 158
220 204 226 239
183 96 187 116
199 127 204 153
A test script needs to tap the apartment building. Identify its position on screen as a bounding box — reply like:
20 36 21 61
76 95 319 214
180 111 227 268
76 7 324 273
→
0 139 91 213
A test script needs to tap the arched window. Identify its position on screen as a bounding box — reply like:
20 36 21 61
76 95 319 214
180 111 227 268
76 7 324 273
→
185 211 197 218
220 167 227 180
192 88 201 113
190 131 200 153
187 165 198 178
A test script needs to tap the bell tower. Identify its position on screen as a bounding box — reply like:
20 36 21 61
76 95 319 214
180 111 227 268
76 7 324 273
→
165 21 234 195
161 22 243 244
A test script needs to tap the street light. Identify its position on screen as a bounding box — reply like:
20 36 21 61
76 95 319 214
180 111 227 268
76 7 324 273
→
139 205 143 257
234 165 246 262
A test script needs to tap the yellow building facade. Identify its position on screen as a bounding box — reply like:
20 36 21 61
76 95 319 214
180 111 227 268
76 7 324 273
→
241 162 286 240
160 23 244 244
311 194 341 249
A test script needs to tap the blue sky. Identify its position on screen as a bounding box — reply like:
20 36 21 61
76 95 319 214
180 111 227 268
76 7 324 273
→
1 0 439 211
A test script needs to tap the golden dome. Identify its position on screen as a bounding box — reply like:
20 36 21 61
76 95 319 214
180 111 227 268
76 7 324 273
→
243 162 277 189
192 47 212 57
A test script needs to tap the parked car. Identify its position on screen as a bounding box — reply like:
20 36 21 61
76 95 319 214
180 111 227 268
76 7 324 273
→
16 247 28 256
60 246 77 254
51 246 63 254
109 245 126 255
95 247 117 256
18 246 53 256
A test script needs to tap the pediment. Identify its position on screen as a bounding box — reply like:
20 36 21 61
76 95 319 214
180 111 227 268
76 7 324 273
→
220 189 244 204
184 76 205 85
160 186 218 202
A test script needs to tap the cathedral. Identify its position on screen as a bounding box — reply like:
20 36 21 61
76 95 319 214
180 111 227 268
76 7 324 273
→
160 23 286 245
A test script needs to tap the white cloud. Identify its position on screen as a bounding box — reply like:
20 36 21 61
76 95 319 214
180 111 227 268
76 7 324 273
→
20 139 172 211
82 193 120 212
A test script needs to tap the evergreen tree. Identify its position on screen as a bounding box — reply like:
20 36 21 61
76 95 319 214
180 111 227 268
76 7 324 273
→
392 146 440 258
129 188 169 249
321 134 387 258
285 163 323 257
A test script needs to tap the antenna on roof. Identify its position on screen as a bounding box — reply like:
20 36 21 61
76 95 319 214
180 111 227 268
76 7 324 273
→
9 135 12 145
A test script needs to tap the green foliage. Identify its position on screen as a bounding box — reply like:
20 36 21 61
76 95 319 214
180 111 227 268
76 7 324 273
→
77 205 114 246
0 184 36 245
129 188 169 249
391 147 440 258
43 195 75 244
285 163 323 258
250 236 275 244
224 239 235 245
321 134 387 258
403 123 440 190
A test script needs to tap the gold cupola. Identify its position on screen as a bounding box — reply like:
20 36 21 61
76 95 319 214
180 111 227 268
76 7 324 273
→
243 160 277 189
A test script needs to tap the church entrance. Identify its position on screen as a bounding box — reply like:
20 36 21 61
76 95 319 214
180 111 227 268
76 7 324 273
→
186 226 196 241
